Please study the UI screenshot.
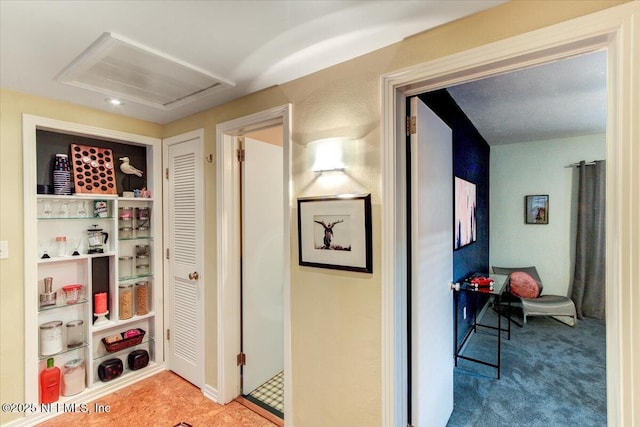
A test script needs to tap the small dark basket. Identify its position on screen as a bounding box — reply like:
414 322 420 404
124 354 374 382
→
102 328 145 353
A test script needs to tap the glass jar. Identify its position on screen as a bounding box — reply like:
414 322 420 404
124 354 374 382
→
135 281 149 315
62 359 85 397
118 206 133 220
135 244 150 256
66 320 84 348
118 283 134 320
135 255 150 276
55 236 67 257
135 207 150 228
136 226 149 238
119 256 133 279
40 320 63 356
119 227 133 239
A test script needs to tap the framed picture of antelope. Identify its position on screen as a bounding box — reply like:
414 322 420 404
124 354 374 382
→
297 194 372 273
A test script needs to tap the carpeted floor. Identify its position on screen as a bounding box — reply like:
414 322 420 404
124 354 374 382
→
447 309 607 427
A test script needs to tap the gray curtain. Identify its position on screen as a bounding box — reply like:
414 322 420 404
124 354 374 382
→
571 160 606 319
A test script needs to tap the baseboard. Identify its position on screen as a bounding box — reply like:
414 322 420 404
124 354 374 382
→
202 383 218 403
235 396 284 427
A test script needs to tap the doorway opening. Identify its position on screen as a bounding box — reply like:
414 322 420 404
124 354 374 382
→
216 105 292 424
411 50 607 425
381 9 631 425
238 127 285 419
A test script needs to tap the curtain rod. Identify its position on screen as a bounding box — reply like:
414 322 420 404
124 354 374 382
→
565 160 603 168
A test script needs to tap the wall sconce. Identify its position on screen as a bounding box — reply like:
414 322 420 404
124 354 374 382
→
309 137 350 173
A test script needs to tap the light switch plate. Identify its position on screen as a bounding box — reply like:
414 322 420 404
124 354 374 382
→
0 241 8 259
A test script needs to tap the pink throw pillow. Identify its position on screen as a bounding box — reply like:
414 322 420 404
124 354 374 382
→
509 271 540 299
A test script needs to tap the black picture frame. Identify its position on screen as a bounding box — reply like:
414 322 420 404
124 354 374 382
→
297 194 372 273
525 194 549 224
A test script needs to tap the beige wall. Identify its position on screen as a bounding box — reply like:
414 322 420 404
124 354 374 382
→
246 126 283 147
1 1 634 426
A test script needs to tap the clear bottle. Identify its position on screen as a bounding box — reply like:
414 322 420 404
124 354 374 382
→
55 236 67 257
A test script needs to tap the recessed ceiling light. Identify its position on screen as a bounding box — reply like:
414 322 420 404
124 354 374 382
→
105 97 123 106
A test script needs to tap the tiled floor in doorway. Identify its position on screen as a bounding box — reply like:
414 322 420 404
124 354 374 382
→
246 371 284 418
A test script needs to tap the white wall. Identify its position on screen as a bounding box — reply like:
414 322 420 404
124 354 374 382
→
490 134 605 296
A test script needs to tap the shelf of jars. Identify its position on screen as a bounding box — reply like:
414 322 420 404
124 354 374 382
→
24 119 166 417
38 298 88 313
38 341 89 361
91 311 156 333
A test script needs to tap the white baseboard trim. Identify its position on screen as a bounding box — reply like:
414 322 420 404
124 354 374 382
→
202 383 218 403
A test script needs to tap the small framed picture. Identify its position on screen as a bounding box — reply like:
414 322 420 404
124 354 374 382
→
525 195 549 224
297 194 372 273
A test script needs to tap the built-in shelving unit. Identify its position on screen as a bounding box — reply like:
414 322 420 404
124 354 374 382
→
23 115 164 421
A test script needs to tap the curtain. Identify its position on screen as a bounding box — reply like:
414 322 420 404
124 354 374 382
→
571 160 606 319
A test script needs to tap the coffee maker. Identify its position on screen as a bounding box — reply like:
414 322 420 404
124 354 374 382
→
87 225 109 254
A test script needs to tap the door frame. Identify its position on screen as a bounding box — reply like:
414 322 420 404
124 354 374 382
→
381 4 638 426
216 105 292 414
162 129 205 388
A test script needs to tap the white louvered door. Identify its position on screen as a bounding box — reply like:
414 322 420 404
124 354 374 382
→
165 130 204 387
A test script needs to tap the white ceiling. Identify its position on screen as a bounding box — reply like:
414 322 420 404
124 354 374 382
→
1 1 606 144
0 0 504 123
448 50 607 145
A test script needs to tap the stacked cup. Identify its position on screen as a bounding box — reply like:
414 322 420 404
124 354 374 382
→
53 154 72 195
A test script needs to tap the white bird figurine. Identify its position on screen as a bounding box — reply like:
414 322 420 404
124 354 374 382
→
119 157 143 177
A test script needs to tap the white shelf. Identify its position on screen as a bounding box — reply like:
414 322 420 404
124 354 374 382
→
38 298 88 313
37 194 119 200
38 253 116 264
91 311 156 332
38 342 89 361
24 115 164 413
118 197 155 202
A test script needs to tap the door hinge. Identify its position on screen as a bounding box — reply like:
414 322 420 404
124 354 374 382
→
165 167 169 179
406 116 416 136
166 329 170 341
237 352 246 366
166 248 170 259
236 148 245 162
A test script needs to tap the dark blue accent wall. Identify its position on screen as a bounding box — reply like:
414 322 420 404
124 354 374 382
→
419 89 490 344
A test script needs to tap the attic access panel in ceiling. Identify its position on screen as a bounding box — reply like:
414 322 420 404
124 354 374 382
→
57 32 234 110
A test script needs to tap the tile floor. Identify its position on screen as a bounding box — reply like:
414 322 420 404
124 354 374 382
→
246 371 284 417
37 370 278 427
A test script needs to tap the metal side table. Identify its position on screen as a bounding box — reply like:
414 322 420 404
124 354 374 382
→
453 274 511 379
